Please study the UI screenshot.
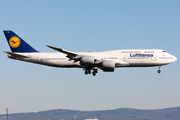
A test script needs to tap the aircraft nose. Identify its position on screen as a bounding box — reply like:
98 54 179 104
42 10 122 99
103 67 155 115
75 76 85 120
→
171 55 177 63
173 56 177 62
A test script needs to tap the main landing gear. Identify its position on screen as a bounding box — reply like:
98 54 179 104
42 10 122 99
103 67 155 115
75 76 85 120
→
157 66 161 73
85 69 98 76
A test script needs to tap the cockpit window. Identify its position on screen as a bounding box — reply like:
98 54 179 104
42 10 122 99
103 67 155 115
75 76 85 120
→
162 51 166 52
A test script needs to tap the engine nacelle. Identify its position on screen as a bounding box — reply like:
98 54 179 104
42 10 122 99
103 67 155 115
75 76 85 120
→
80 56 94 64
102 60 115 72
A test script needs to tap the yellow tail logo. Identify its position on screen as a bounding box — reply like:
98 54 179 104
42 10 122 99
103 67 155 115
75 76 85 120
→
9 36 21 48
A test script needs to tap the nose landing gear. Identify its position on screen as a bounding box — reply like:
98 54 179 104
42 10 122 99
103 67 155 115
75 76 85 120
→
157 66 161 73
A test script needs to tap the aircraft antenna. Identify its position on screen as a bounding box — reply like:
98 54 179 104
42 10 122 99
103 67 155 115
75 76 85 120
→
6 107 8 120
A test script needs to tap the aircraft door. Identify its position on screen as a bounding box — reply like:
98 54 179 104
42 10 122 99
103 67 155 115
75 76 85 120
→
150 56 153 61
123 55 126 61
154 55 157 61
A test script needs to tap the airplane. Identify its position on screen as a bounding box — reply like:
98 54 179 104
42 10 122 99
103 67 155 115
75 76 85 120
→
3 30 177 76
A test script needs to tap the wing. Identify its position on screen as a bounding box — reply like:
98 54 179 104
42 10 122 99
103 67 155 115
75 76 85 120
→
47 45 82 60
46 45 80 56
47 45 100 67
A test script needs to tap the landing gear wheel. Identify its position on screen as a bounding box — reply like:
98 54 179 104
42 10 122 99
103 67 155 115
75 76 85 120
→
157 66 161 73
88 70 91 74
92 71 96 76
157 70 161 73
85 69 91 75
85 70 88 75
94 69 98 73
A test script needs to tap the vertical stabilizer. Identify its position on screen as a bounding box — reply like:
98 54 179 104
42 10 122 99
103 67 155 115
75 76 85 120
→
3 30 38 53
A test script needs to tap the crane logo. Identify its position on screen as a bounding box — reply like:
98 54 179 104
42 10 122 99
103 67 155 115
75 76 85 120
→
9 36 21 48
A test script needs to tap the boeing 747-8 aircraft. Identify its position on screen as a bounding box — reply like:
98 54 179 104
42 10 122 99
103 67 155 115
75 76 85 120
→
3 30 177 76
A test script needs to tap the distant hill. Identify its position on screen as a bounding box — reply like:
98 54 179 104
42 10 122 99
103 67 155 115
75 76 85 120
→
1 107 180 120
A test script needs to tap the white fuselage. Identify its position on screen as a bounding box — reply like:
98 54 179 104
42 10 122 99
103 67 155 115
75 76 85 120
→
8 49 177 68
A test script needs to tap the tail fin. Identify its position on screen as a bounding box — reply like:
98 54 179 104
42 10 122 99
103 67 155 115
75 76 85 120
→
3 30 38 53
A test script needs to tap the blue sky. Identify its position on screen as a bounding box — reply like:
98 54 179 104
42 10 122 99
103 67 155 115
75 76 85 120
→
0 0 180 114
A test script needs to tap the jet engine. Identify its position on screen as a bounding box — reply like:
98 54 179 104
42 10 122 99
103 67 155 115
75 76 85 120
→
80 56 94 64
101 60 115 72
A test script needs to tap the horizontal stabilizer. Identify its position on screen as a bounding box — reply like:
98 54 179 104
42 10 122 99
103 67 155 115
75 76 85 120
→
4 51 29 58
